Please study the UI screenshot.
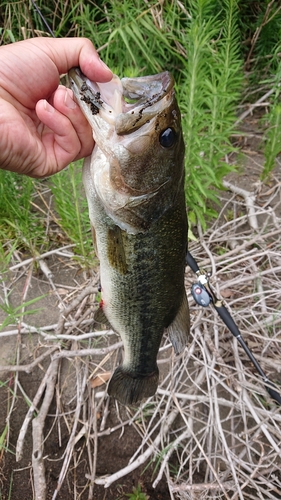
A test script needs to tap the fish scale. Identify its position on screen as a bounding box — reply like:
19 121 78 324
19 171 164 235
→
70 68 190 405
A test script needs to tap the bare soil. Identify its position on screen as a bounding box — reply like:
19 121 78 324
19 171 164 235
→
0 258 172 499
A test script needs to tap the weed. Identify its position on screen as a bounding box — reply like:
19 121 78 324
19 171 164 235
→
262 103 281 181
49 162 95 265
0 293 45 331
0 171 46 254
0 423 8 453
180 0 242 229
0 0 279 250
260 46 281 181
0 241 18 271
125 483 149 500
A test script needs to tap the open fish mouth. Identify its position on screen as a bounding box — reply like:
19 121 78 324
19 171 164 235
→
69 66 185 232
68 68 174 134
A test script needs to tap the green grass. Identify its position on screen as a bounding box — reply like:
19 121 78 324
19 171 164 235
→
260 44 281 181
0 170 46 256
0 0 279 261
178 0 242 227
0 164 95 267
262 103 281 181
125 483 149 500
0 293 46 331
49 162 96 265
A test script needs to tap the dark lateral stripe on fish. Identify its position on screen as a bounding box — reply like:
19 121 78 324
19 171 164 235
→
107 366 159 405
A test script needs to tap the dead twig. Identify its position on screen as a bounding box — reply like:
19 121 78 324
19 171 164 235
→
0 346 59 373
245 0 279 70
56 285 97 335
32 358 60 500
16 358 60 461
223 179 258 230
51 341 123 360
9 244 75 271
94 408 179 488
51 359 88 500
2 175 281 499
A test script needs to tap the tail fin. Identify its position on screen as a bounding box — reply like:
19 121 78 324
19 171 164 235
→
107 366 159 405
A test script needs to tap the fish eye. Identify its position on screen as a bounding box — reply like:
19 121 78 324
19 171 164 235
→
159 127 176 148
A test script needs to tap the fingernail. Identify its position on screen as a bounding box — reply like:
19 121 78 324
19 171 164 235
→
64 89 76 110
44 100 55 113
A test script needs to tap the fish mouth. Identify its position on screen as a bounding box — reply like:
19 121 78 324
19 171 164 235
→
69 68 174 134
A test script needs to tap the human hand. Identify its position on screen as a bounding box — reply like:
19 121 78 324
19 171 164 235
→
0 37 112 177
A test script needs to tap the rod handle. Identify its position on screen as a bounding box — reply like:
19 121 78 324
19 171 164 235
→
186 250 200 274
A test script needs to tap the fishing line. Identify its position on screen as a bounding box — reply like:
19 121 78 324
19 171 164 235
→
186 249 281 406
30 0 56 38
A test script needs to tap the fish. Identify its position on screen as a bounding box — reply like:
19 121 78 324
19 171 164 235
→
69 68 190 405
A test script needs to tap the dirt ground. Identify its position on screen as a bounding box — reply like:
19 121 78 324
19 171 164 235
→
0 251 174 498
1 116 281 499
0 255 174 499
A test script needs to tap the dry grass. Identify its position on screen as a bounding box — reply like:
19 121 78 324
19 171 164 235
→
0 167 281 499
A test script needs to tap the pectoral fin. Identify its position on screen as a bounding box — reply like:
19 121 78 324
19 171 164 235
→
93 306 111 327
166 292 190 355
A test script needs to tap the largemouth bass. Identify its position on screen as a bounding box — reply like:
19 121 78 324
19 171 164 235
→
69 68 189 405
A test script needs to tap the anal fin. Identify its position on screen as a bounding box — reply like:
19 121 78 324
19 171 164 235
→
94 306 111 328
166 292 190 355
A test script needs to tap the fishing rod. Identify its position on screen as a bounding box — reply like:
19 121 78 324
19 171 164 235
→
31 0 56 38
186 250 281 406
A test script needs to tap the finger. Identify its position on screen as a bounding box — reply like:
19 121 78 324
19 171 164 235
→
51 86 94 159
35 99 84 176
28 37 113 83
1 38 113 111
